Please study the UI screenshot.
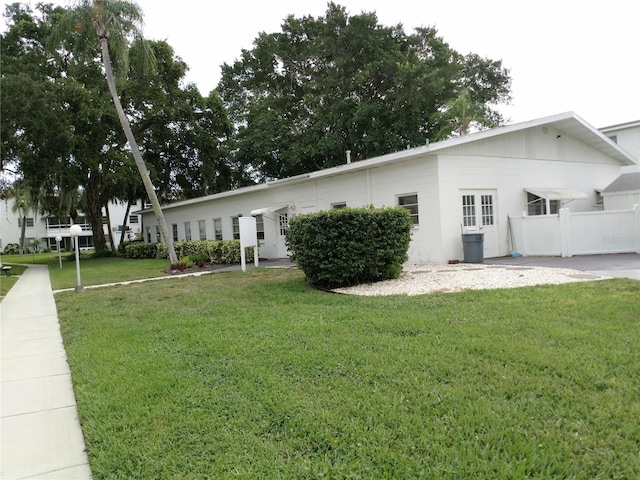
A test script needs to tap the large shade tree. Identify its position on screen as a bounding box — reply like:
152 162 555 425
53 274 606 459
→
219 2 512 181
0 3 74 190
122 40 234 202
2 2 137 253
51 0 179 264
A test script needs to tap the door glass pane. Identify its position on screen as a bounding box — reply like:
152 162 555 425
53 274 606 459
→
279 213 289 236
481 195 494 226
462 195 476 227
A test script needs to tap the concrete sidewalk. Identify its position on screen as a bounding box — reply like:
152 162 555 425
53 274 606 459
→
1 264 92 479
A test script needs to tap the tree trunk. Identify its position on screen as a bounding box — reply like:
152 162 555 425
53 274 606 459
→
98 36 178 264
19 211 27 256
87 198 107 252
119 201 132 247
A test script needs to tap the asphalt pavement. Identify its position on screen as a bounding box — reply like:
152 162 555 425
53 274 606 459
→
486 252 640 280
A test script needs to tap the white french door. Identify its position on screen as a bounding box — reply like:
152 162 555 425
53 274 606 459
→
277 212 289 258
460 189 500 258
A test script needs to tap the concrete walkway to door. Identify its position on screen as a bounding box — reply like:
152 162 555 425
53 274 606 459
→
1 264 92 479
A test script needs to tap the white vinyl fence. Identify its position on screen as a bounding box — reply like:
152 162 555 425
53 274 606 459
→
509 205 640 257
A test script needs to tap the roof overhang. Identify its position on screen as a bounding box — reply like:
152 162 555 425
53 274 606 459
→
525 188 588 201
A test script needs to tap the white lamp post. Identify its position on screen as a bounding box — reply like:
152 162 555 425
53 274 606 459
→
55 235 62 269
69 224 84 293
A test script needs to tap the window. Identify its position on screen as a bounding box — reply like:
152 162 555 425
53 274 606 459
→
594 191 604 211
172 224 178 242
232 216 240 240
527 192 559 215
146 227 151 243
462 195 476 227
129 215 139 224
213 218 223 240
102 216 108 225
255 215 265 240
18 217 35 228
77 236 94 249
47 217 71 229
481 195 494 226
184 221 192 241
198 220 206 240
155 226 161 242
398 194 419 225
332 202 347 209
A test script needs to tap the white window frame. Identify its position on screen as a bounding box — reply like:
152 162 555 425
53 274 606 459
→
198 219 206 240
232 216 241 240
397 193 419 225
527 192 559 216
255 215 265 240
184 221 192 241
213 218 223 240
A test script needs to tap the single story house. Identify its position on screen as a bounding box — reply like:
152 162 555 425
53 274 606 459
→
141 112 637 263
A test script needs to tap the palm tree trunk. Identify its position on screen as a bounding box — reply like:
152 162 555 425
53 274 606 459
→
19 210 27 256
98 37 178 264
105 204 117 252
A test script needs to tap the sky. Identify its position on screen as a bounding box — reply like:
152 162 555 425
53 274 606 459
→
2 0 638 128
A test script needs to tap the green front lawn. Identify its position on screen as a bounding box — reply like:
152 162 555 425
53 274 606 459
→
0 253 171 290
56 268 640 479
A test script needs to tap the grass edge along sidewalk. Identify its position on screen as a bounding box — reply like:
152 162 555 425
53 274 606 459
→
55 268 640 479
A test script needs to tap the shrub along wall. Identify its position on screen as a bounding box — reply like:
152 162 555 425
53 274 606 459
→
125 240 252 265
286 207 413 288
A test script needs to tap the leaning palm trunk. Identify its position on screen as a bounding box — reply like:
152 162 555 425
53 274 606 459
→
97 33 178 264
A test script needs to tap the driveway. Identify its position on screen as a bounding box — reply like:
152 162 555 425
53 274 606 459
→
486 253 640 281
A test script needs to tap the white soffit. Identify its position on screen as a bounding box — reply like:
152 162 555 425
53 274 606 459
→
525 188 588 201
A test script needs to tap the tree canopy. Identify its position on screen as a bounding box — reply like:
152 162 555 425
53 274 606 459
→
1 2 232 255
218 2 511 181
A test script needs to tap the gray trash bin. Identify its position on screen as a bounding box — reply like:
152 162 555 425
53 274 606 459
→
462 233 484 263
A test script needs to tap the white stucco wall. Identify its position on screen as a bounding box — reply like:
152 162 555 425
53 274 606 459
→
140 116 635 264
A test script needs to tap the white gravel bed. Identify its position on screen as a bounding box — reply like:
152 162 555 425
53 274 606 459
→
332 263 610 296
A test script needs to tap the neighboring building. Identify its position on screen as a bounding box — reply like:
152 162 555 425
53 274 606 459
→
601 171 640 210
0 200 143 252
598 120 640 210
139 112 637 264
600 119 640 167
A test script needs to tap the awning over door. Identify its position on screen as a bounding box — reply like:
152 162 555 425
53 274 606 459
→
525 188 588 201
250 205 290 219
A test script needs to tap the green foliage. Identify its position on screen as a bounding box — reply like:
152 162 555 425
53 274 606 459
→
124 242 158 259
178 256 195 268
91 249 114 259
123 41 235 200
286 207 412 288
55 271 640 478
118 239 143 255
137 240 253 265
219 3 511 180
3 243 20 255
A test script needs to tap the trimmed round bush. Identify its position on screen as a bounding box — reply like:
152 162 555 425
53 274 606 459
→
286 207 412 288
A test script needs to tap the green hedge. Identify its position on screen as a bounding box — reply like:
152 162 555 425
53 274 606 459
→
125 240 253 265
285 207 413 288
